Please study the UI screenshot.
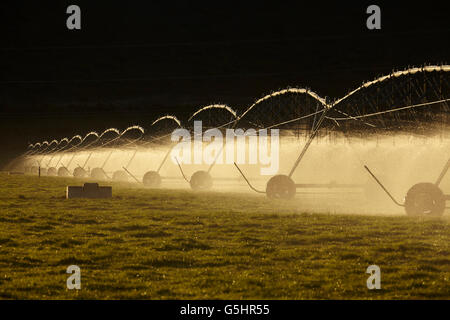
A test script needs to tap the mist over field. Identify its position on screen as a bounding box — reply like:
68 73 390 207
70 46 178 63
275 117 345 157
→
7 130 450 217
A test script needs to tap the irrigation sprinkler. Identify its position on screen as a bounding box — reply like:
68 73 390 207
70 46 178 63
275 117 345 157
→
112 148 138 182
89 126 144 181
40 136 82 177
364 161 450 216
15 63 449 217
45 127 121 179
233 65 450 208
73 155 92 178
110 126 146 182
44 132 99 177
234 107 344 199
45 135 82 172
68 132 101 177
141 146 170 187
175 104 239 190
230 88 340 198
44 128 119 179
122 115 182 188
90 151 113 180
41 140 67 175
10 143 42 172
56 151 82 177
82 128 120 180
55 154 74 177
29 139 60 175
333 65 450 216
15 139 60 173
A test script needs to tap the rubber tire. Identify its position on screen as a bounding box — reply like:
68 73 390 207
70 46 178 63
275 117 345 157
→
30 166 39 175
266 175 296 200
113 170 129 182
404 182 445 216
190 171 213 191
73 167 88 178
47 167 57 176
58 167 70 177
143 171 162 188
91 167 108 180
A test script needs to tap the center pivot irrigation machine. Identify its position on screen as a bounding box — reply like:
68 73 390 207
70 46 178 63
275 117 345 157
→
75 127 121 180
175 104 240 190
20 126 145 180
121 115 182 187
232 65 450 216
45 135 83 176
10 64 450 216
78 125 145 181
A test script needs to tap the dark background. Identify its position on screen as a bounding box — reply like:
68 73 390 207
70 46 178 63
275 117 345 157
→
0 1 449 167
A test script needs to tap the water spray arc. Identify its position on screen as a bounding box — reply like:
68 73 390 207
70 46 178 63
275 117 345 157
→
88 126 144 181
175 104 239 190
233 64 450 216
123 115 182 187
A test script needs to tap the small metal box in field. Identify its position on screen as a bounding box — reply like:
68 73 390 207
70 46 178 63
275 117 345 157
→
66 183 112 199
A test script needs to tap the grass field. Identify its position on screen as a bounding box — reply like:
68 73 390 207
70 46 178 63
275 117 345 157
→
0 172 449 299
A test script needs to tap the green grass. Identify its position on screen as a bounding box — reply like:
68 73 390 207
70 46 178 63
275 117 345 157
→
0 172 449 299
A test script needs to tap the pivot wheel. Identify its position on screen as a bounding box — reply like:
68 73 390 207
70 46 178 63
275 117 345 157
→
266 175 296 200
190 171 213 191
90 167 108 180
30 166 39 175
143 171 162 188
73 167 88 178
47 167 57 176
112 170 129 182
404 182 445 216
58 167 70 177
